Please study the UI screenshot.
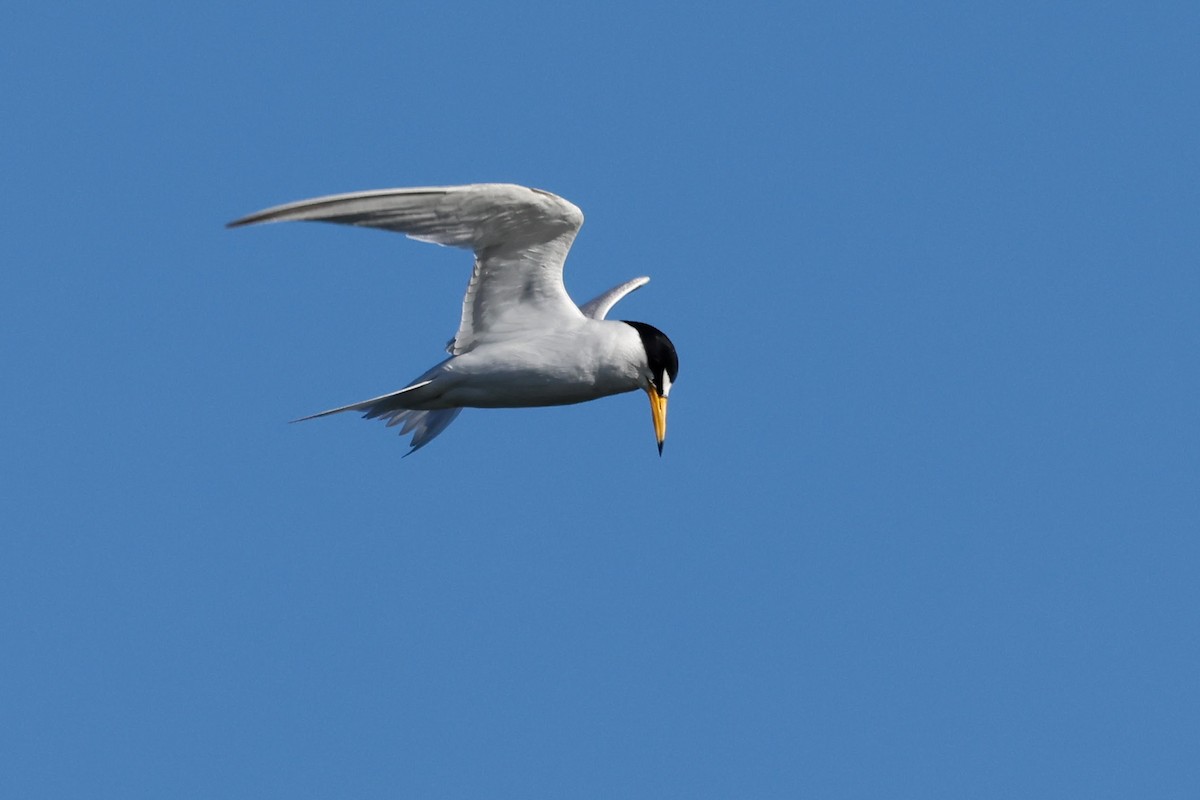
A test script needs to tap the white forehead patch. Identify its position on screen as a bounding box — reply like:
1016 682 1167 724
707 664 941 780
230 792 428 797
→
661 372 672 398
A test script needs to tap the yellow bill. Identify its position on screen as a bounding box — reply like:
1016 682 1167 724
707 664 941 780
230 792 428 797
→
647 386 668 455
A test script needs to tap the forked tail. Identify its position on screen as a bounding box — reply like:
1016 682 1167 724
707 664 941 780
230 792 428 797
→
293 379 463 453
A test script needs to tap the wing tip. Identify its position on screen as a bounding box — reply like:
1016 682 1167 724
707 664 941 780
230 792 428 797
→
226 208 282 228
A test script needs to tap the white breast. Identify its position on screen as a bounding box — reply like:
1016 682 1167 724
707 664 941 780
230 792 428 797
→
428 320 645 408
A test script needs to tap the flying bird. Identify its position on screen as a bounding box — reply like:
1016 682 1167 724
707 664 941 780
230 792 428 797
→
228 183 678 454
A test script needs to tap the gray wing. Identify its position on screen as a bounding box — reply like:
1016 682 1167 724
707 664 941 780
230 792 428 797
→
578 276 650 320
228 183 586 354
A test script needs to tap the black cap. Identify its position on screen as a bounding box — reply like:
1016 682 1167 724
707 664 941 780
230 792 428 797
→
623 321 678 395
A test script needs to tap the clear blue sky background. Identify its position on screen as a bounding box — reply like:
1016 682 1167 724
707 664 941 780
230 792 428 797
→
3 2 1198 797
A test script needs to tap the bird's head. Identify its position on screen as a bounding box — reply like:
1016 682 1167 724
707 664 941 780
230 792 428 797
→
624 321 678 456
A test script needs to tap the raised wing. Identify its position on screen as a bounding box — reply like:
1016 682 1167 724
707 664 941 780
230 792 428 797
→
578 276 650 320
228 184 586 354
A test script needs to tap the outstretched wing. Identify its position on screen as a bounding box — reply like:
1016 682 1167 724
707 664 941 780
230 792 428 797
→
578 276 650 320
228 183 586 354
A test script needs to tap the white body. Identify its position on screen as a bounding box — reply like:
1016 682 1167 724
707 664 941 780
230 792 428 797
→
229 184 661 452
406 320 647 409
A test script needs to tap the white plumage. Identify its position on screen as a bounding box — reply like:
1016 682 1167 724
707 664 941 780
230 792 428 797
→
229 183 677 454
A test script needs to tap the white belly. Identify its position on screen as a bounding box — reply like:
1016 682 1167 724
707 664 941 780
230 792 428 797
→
415 331 642 409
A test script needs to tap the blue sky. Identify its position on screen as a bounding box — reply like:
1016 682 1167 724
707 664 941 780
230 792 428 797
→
3 2 1198 797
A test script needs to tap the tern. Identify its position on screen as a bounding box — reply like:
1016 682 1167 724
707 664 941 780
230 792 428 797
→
228 183 678 454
